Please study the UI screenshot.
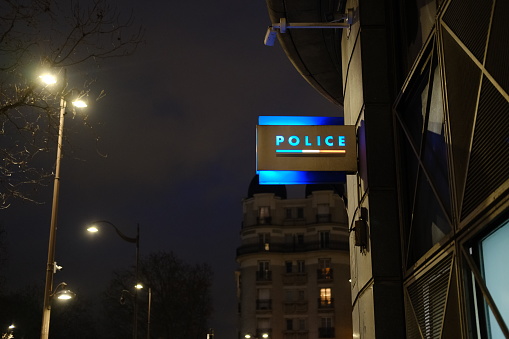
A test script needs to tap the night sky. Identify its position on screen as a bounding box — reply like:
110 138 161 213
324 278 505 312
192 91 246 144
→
1 1 340 337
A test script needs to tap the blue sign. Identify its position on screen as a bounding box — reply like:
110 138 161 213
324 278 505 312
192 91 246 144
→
256 116 357 185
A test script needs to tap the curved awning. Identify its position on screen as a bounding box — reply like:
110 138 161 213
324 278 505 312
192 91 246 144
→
265 0 346 107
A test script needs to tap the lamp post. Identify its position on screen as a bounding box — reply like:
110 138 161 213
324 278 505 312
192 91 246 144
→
120 286 151 339
39 70 86 339
87 220 140 339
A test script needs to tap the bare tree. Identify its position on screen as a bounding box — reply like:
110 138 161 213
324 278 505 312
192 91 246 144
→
102 251 214 339
0 0 143 208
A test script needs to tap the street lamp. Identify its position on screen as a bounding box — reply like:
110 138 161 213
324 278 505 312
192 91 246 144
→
87 220 140 339
120 286 152 339
2 324 15 339
244 333 269 339
51 282 76 301
39 70 86 339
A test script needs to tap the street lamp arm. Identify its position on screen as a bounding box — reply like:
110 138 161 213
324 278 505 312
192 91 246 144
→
93 220 138 243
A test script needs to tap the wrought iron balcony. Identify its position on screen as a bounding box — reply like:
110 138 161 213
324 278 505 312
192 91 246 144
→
256 270 272 282
317 268 334 280
256 298 272 310
236 241 348 256
317 298 334 309
318 327 335 338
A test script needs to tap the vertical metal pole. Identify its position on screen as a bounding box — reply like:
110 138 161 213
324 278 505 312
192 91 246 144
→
133 223 140 339
147 287 151 339
40 95 66 339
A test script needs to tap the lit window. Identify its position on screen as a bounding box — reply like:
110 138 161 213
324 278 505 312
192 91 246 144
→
259 233 270 251
259 206 270 218
320 288 332 305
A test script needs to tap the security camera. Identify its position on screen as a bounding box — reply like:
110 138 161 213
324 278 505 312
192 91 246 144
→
53 263 63 273
264 27 277 46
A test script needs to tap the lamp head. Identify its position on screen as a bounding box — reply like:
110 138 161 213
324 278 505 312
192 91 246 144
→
72 99 87 108
55 289 75 300
39 74 57 85
87 226 99 233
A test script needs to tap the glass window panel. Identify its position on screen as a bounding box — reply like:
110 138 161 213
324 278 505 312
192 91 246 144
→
480 220 509 339
422 64 451 217
408 173 451 267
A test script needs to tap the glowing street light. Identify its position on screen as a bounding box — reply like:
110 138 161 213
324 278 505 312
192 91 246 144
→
52 282 76 301
39 74 57 85
87 220 140 339
244 333 269 339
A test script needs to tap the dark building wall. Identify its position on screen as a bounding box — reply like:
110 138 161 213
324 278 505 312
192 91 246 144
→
342 0 405 337
346 0 509 338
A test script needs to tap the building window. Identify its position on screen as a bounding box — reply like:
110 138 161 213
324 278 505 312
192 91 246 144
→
285 289 294 302
475 219 509 338
319 317 334 338
297 234 304 244
258 206 271 224
394 40 452 269
298 318 306 330
319 231 330 248
259 233 270 251
257 261 271 281
319 288 333 308
257 318 271 339
285 261 293 273
317 203 331 222
257 288 272 310
318 258 332 279
297 207 304 218
297 260 305 273
285 208 293 219
297 290 305 301
286 319 293 331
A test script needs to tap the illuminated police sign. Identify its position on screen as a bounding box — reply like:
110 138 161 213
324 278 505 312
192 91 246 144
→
256 116 357 184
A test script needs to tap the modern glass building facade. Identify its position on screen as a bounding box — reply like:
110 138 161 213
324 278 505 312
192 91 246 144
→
262 0 508 337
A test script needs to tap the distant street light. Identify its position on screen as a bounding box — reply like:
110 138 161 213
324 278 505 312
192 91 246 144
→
120 286 152 339
39 70 86 339
87 220 140 339
244 333 269 339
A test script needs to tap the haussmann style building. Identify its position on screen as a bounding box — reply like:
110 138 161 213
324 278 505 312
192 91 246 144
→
236 178 352 339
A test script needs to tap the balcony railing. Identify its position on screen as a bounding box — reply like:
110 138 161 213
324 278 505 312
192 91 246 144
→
283 300 308 314
236 241 348 256
283 330 309 339
317 298 334 309
318 327 335 338
316 214 331 223
256 299 272 310
257 217 272 225
317 268 333 280
256 270 272 282
282 272 308 285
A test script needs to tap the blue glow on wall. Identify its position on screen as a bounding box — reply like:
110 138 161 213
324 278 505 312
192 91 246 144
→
259 116 344 126
257 116 349 185
258 171 346 185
